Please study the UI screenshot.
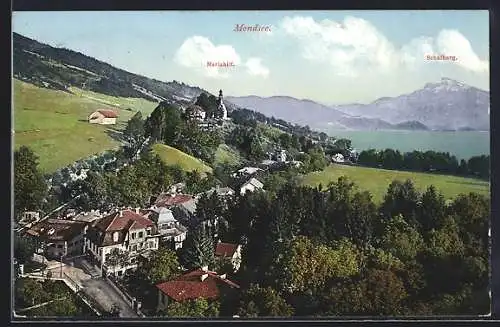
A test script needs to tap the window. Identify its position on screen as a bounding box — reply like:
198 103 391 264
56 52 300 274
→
147 229 151 235
138 231 143 238
113 232 119 242
131 232 136 240
132 245 137 251
99 249 102 257
57 244 63 249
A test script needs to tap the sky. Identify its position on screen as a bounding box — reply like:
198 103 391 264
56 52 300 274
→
12 10 489 104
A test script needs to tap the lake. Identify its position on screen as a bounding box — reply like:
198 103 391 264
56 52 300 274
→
327 130 490 160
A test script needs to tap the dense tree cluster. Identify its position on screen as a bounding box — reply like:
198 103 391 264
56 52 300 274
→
144 102 222 163
213 177 489 316
358 149 490 180
15 278 93 317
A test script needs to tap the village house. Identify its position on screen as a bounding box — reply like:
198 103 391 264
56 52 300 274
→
85 209 161 277
239 177 264 195
231 167 263 178
88 109 118 125
332 153 345 163
152 193 198 226
26 219 87 259
155 267 240 312
146 206 187 250
186 105 206 121
215 242 242 273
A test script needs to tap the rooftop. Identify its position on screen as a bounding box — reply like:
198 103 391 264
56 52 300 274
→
156 269 239 302
215 242 240 257
26 219 86 241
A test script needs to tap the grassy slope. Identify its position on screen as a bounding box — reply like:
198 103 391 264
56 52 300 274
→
214 144 243 166
151 143 213 174
13 79 157 173
302 164 490 203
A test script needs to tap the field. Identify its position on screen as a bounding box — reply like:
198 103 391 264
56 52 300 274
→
13 79 157 173
302 164 490 203
214 144 243 166
151 143 213 174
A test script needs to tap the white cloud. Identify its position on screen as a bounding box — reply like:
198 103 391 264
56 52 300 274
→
244 57 270 78
436 29 488 73
174 36 241 79
280 16 488 77
175 36 271 79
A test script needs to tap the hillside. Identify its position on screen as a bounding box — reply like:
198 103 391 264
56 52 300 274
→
151 143 213 174
13 78 157 173
301 164 490 204
13 32 241 112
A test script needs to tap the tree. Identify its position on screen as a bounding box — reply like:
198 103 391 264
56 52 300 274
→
76 171 108 211
14 146 47 220
179 224 215 270
124 111 145 143
281 236 362 294
105 248 130 276
237 284 294 317
164 298 219 317
380 214 425 262
144 102 182 144
136 247 180 284
380 179 420 229
417 185 447 233
323 269 408 316
14 234 37 264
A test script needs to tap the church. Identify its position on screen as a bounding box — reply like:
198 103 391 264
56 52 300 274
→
217 89 228 120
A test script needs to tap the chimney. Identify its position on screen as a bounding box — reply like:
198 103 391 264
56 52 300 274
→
135 207 140 214
201 273 209 282
220 273 227 279
119 210 123 217
201 265 209 272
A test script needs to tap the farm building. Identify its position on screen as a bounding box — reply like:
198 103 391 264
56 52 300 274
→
88 109 118 125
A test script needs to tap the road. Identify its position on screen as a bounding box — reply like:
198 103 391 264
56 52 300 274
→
81 278 139 318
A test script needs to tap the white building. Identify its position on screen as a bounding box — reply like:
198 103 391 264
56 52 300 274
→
276 149 287 163
146 206 187 250
240 177 264 195
217 90 228 120
85 209 161 277
215 242 243 273
332 153 345 163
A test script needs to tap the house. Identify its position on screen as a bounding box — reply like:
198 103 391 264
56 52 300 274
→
85 209 161 277
147 206 187 250
240 177 264 195
276 149 287 163
72 211 102 224
197 186 235 199
332 153 345 163
215 242 242 273
88 109 118 125
156 267 240 312
154 193 198 225
231 167 262 178
19 211 40 225
187 105 206 121
26 219 87 259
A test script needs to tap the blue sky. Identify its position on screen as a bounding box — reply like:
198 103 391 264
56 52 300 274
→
12 10 489 104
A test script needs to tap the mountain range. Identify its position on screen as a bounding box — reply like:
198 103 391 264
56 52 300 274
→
13 32 489 131
226 78 490 131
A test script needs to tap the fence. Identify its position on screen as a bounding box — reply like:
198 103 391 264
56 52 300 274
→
105 275 146 317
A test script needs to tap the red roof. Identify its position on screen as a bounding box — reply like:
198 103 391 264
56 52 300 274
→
95 209 154 232
155 194 194 207
156 269 239 302
215 242 239 257
97 109 119 118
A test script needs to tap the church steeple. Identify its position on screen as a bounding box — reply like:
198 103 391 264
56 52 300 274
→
217 89 228 120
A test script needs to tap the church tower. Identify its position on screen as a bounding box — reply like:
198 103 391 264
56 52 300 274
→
218 89 228 120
